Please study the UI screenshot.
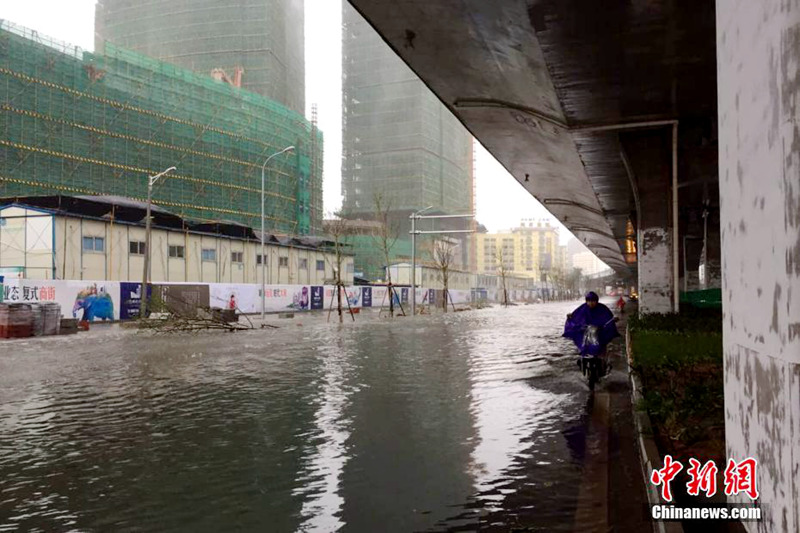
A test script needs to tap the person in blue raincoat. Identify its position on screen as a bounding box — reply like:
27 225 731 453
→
563 291 620 355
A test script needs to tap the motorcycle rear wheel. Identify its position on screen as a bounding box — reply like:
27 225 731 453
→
587 360 599 390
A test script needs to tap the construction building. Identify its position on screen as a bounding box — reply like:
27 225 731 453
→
571 251 609 277
95 0 305 115
476 219 566 279
341 3 475 280
0 20 323 235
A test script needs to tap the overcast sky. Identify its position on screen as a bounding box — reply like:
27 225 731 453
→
1 0 585 247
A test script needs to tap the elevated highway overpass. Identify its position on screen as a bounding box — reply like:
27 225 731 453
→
345 1 800 530
346 0 719 315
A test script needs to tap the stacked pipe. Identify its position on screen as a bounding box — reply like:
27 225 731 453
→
0 303 34 339
30 303 43 336
29 303 61 336
42 302 62 335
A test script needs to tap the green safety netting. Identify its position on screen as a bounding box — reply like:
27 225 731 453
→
0 20 322 234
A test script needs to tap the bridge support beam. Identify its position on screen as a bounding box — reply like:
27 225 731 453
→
699 209 722 290
718 1 800 531
629 132 677 314
638 221 675 314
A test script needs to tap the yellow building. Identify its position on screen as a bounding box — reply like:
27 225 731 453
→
387 263 538 292
476 219 564 278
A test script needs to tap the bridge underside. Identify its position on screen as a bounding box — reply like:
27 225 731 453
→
348 0 720 312
348 2 800 530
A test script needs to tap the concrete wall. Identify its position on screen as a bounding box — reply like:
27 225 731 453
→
717 1 800 531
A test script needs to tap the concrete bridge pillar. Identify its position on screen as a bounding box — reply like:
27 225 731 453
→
626 131 677 314
717 1 800 531
700 209 722 290
638 203 675 314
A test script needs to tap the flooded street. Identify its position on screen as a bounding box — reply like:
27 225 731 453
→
0 302 644 532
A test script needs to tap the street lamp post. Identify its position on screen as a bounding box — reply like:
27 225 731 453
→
140 166 176 318
409 210 475 316
410 206 432 316
261 145 295 321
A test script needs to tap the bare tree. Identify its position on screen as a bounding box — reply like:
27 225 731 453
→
428 238 457 312
371 193 404 317
323 212 355 323
495 247 510 306
549 265 565 301
538 263 550 303
566 267 584 299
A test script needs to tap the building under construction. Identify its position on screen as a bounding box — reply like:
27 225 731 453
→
0 20 322 235
341 3 475 279
95 0 305 115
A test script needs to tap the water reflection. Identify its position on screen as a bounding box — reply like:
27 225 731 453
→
0 303 593 532
295 336 354 532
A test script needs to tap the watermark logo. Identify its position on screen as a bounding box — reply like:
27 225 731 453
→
723 458 759 500
686 458 718 498
650 455 683 502
649 457 761 522
650 456 759 502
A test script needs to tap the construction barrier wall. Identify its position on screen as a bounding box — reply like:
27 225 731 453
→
1 280 535 321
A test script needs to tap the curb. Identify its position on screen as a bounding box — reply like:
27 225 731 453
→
626 325 684 533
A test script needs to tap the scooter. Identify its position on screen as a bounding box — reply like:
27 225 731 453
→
577 318 617 390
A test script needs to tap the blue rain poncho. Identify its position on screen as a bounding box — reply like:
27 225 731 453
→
563 299 620 355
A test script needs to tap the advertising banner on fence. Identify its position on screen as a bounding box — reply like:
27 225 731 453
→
323 287 362 310
449 290 471 305
209 284 363 314
2 279 122 321
120 282 146 320
371 287 388 308
361 287 372 308
3 280 526 320
293 286 311 311
211 284 289 314
310 286 324 310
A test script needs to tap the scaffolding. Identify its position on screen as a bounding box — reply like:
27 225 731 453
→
341 4 473 280
0 20 323 235
341 3 472 218
469 139 478 273
95 0 305 115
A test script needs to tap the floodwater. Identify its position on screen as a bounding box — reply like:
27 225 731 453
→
0 302 614 532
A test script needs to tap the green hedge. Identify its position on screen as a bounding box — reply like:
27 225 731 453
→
680 288 722 310
632 330 722 366
628 308 722 334
630 311 724 451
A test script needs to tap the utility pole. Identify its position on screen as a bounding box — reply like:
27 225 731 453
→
409 210 474 316
140 166 176 318
410 206 432 316
261 145 295 321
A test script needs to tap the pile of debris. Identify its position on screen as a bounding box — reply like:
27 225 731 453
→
0 302 67 339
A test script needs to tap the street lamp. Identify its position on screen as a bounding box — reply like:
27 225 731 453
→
261 145 295 321
409 209 475 316
140 166 176 318
409 206 433 316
